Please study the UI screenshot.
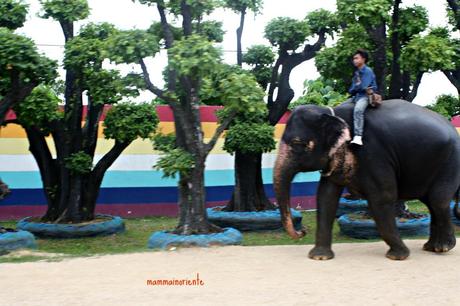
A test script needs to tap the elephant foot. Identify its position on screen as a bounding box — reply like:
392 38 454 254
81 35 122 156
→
423 235 456 253
386 247 410 260
308 246 334 260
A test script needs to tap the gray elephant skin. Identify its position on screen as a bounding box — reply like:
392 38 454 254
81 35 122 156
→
273 100 460 260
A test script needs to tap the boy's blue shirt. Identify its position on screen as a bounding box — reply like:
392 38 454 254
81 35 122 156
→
348 64 378 100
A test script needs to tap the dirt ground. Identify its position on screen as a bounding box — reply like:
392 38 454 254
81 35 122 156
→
0 239 459 306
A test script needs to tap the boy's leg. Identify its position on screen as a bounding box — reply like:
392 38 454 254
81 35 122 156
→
351 96 369 145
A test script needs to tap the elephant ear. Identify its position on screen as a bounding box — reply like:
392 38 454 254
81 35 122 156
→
319 114 351 154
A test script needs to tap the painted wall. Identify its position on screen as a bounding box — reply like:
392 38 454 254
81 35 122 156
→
0 106 318 220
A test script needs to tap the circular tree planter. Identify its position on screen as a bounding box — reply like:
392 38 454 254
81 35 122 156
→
0 230 37 255
338 212 430 239
336 198 368 217
16 214 125 238
450 202 460 226
148 227 242 249
206 207 303 231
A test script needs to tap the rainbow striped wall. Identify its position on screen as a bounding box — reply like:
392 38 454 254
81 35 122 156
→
3 107 458 220
0 106 320 220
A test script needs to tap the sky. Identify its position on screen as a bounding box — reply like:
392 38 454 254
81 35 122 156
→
16 0 459 106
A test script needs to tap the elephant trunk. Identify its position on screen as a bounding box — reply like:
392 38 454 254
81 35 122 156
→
274 142 306 239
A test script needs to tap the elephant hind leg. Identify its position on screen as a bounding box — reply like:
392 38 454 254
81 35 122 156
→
420 191 456 253
368 194 410 260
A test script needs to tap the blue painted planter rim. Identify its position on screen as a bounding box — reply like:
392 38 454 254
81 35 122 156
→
148 227 243 249
207 206 302 219
17 214 125 238
0 230 37 252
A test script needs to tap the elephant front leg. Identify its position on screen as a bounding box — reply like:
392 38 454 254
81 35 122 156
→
309 178 343 260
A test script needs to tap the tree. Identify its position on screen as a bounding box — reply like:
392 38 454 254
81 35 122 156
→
223 0 263 66
9 0 159 223
221 0 277 212
217 10 336 212
443 1 460 97
0 0 56 125
289 78 349 110
447 0 460 30
123 0 267 234
426 94 460 119
315 0 446 101
400 27 455 99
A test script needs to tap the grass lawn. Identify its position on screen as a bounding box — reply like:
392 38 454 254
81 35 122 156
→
1 200 459 263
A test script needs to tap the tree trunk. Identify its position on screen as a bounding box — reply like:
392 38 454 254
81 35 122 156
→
388 0 403 99
236 8 246 66
223 151 276 212
173 159 222 235
366 23 387 96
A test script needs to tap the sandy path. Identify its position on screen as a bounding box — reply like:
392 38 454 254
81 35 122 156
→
0 239 459 306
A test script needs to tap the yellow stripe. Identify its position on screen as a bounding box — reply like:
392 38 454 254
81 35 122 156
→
0 138 284 155
0 122 287 139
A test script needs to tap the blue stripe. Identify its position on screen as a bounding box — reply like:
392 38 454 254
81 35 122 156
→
0 182 319 206
0 169 320 189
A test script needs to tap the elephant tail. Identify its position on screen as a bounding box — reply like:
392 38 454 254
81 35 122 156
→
454 186 460 220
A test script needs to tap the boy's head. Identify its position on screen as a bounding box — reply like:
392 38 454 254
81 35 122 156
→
352 49 369 68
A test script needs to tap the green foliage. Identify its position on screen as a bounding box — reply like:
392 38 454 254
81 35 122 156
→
63 36 105 71
199 64 246 105
63 23 116 71
168 0 217 18
0 0 28 30
264 17 310 51
14 85 62 131
195 20 224 42
40 0 90 22
426 94 460 120
446 1 460 30
398 5 429 44
289 78 349 110
315 24 372 92
401 31 455 73
169 34 222 78
243 44 275 67
218 72 266 113
153 148 195 179
0 28 57 97
64 151 93 174
147 21 182 45
152 133 176 152
242 45 275 89
337 0 392 27
223 0 263 14
214 72 275 154
151 133 194 178
135 0 217 19
107 29 160 64
84 70 125 106
78 22 117 40
103 102 159 143
305 9 339 36
120 73 148 97
223 122 275 154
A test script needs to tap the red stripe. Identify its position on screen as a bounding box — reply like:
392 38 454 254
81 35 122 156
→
5 105 224 123
0 197 316 220
451 115 460 127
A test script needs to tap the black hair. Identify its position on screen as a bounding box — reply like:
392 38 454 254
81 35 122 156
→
353 49 369 63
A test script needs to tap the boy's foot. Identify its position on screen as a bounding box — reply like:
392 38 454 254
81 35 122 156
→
351 135 363 145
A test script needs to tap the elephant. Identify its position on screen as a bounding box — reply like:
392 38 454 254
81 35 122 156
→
273 99 460 260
